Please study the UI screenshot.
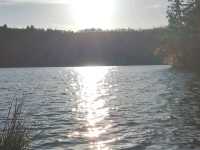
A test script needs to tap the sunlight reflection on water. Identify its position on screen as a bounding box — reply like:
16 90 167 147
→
2 66 200 149
69 66 114 150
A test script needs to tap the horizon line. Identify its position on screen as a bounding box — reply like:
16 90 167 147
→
0 24 167 32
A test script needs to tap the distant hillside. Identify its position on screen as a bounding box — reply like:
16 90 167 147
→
0 26 163 67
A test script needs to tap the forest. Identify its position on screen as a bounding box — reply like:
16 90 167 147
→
0 26 163 67
158 0 200 71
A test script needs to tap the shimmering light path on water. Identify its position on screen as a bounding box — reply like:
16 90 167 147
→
69 67 114 150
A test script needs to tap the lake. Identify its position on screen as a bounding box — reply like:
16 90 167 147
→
0 65 200 150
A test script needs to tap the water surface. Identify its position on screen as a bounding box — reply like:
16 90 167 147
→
0 66 200 150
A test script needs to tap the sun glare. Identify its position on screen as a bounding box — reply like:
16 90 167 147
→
70 0 115 29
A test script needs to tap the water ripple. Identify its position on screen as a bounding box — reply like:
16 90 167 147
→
0 66 200 149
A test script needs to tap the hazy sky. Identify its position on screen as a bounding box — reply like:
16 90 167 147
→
0 0 168 30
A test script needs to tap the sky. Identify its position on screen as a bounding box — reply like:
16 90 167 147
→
0 0 168 31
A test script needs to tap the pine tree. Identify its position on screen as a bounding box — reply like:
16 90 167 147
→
159 0 200 69
167 0 184 30
162 0 185 66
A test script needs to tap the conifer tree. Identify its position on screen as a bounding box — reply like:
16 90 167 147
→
160 0 200 69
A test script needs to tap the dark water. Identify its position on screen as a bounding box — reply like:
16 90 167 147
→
0 66 200 150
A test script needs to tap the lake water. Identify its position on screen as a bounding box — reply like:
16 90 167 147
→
0 65 200 150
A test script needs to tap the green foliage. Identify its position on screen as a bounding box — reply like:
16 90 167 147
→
0 99 31 150
159 0 200 70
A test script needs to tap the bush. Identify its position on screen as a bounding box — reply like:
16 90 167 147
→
0 99 31 150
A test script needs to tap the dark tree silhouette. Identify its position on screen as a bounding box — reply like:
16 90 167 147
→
0 26 163 67
158 0 200 71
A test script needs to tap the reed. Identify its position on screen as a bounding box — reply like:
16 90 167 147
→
0 99 31 150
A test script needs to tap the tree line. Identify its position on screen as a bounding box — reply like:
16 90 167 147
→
158 0 200 71
0 25 163 67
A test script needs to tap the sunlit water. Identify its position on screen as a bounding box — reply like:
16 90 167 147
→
0 66 200 150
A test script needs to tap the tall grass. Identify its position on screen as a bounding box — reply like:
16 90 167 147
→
0 99 31 150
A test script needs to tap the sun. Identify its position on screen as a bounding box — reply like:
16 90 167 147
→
69 0 115 29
